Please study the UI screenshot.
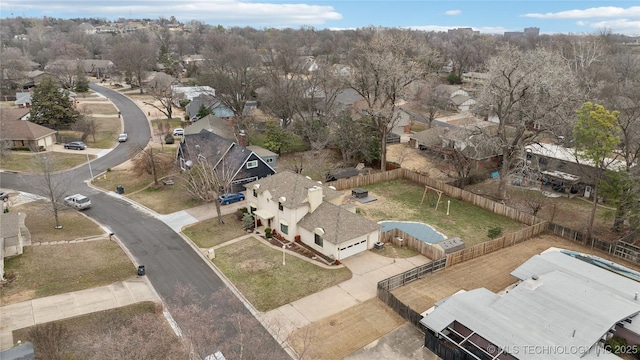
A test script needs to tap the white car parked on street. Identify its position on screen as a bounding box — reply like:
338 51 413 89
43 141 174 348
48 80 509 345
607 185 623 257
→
64 194 92 210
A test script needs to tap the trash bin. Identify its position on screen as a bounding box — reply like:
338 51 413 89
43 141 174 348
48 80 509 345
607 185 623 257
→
116 185 124 194
137 265 145 276
374 241 384 250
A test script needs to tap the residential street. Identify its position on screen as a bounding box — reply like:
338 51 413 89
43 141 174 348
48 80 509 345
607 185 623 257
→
0 84 290 359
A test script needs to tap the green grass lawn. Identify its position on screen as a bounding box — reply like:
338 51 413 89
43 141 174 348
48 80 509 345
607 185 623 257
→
183 214 248 248
212 237 352 312
360 179 526 247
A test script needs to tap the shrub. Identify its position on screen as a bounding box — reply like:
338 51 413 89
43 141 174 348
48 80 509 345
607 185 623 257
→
605 336 628 354
242 213 255 230
264 227 272 238
447 73 462 84
165 134 175 144
178 99 191 108
487 226 503 239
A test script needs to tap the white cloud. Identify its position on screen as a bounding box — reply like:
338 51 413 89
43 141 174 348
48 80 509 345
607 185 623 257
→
445 10 461 16
0 0 343 26
583 19 640 36
523 6 640 19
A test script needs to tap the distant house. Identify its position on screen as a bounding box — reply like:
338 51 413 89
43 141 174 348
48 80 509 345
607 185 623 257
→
185 94 235 119
0 211 28 281
461 72 490 86
392 108 422 136
182 54 206 67
183 114 236 140
421 250 640 360
172 85 215 104
410 124 503 172
45 59 115 78
245 171 381 261
77 22 97 34
14 89 76 109
448 89 477 113
0 108 57 151
177 130 276 192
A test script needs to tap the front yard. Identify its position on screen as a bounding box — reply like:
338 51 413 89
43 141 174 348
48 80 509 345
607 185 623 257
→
212 237 352 312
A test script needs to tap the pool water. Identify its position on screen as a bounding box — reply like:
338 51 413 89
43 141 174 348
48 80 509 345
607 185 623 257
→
379 221 447 244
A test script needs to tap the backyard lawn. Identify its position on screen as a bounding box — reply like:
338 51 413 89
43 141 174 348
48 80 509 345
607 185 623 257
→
358 179 526 247
212 237 352 312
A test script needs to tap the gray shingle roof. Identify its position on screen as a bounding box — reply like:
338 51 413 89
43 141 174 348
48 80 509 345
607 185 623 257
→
244 171 342 208
297 202 380 245
421 250 640 360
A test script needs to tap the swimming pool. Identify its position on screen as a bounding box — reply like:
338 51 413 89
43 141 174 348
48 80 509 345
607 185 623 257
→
379 221 447 244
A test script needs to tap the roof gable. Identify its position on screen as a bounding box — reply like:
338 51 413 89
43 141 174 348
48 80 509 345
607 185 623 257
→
298 202 380 244
0 118 57 141
245 171 341 208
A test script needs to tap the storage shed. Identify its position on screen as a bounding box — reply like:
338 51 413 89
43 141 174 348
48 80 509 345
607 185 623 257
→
434 237 465 254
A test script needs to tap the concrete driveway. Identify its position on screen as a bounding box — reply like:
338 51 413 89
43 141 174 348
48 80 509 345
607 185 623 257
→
260 250 431 348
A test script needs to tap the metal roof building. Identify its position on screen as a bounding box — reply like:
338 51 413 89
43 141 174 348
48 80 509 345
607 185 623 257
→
420 250 640 359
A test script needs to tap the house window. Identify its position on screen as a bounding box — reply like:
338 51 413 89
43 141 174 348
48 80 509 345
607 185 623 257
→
253 189 257 197
246 160 258 169
278 202 284 211
280 223 288 235
314 233 323 247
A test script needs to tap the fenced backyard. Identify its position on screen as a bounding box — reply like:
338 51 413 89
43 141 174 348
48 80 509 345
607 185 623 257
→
338 168 640 338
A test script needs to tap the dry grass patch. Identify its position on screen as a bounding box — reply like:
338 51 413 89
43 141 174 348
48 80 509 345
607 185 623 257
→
0 152 95 173
77 102 118 115
289 298 405 360
1 240 134 304
213 237 351 311
17 200 104 243
183 214 247 248
392 234 640 314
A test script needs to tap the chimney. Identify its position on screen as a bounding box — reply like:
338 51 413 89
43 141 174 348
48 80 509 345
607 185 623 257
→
237 130 248 147
307 186 323 213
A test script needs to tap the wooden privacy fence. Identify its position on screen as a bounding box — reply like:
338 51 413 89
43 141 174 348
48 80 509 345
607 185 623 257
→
333 168 540 226
380 228 446 260
445 221 548 268
378 257 447 292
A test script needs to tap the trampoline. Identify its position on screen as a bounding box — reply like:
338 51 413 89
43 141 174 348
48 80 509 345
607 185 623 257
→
379 221 447 244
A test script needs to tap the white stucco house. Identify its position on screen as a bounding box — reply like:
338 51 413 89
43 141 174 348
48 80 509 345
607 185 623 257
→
245 171 381 261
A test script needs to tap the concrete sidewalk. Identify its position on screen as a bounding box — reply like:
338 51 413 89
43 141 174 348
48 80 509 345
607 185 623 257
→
0 277 160 350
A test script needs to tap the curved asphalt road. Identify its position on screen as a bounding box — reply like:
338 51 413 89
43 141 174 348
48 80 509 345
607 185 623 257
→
0 84 289 359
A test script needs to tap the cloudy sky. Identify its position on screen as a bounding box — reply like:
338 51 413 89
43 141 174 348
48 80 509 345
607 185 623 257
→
1 0 639 36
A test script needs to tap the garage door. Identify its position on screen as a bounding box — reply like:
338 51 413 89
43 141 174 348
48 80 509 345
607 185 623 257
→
338 239 368 260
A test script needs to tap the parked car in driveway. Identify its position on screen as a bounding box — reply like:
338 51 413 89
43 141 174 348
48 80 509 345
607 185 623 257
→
172 128 184 136
64 141 86 150
64 194 92 210
0 191 8 202
118 133 128 142
218 193 245 205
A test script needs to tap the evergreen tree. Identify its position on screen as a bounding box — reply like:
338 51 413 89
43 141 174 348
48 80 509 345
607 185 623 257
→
74 66 90 93
29 77 80 130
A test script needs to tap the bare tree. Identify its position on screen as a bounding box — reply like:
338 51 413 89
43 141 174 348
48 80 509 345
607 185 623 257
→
344 29 441 170
200 33 262 118
145 72 178 120
130 143 175 186
33 153 71 229
109 39 157 94
0 47 31 95
72 107 99 142
76 312 187 360
476 45 581 199
181 141 236 224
